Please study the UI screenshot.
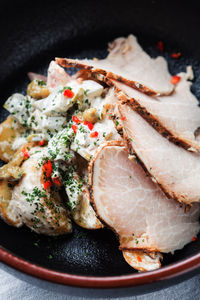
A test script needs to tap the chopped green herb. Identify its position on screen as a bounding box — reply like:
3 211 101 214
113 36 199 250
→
58 86 72 93
37 80 46 86
84 89 89 96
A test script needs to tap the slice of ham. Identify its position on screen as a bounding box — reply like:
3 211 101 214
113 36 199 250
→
111 69 200 152
56 35 174 96
119 103 200 204
47 61 72 89
89 142 200 266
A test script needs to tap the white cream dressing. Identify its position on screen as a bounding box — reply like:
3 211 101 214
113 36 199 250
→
4 94 35 127
1 63 118 233
12 137 27 150
71 117 120 160
7 147 72 235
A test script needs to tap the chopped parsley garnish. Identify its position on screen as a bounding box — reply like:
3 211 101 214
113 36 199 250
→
84 89 89 96
37 80 46 86
58 86 72 93
22 187 46 204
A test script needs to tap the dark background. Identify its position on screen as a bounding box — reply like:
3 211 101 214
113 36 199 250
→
0 0 200 286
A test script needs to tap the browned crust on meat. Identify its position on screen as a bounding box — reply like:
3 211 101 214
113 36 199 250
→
56 58 159 96
88 141 124 234
120 246 159 252
88 141 162 252
109 80 200 153
116 104 192 204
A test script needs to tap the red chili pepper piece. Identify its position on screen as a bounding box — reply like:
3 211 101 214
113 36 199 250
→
22 148 30 159
64 89 74 98
121 116 126 121
73 115 82 124
157 41 164 52
84 121 94 130
53 177 61 186
170 75 181 85
43 180 52 189
137 255 142 262
87 122 94 131
90 131 98 138
42 160 52 178
39 140 46 146
192 236 197 242
171 52 181 59
72 124 78 134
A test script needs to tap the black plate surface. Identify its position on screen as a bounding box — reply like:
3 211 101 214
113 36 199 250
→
0 0 200 278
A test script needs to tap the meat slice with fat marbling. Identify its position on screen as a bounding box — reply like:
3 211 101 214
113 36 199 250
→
56 35 174 96
111 68 200 152
89 142 200 270
119 103 200 204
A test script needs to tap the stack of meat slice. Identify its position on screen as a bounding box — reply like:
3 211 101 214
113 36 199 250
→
56 35 174 96
56 34 200 271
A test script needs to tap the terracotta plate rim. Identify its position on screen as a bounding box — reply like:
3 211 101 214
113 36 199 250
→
0 247 200 288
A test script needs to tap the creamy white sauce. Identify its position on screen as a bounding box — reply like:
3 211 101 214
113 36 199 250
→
71 117 120 160
2 68 118 232
4 94 35 127
12 137 27 150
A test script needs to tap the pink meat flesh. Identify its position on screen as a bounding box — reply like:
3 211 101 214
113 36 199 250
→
119 104 200 204
112 74 200 151
27 72 47 82
91 143 200 253
47 61 72 88
56 35 174 95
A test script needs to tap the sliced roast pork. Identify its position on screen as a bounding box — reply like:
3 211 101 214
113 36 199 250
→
111 68 200 152
89 142 200 271
56 35 174 96
47 60 72 89
119 103 200 204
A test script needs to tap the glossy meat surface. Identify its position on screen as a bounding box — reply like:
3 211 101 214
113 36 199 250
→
56 35 173 95
119 104 200 204
112 71 200 151
90 143 200 253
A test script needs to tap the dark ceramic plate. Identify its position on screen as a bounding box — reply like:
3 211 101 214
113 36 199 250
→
0 0 200 292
